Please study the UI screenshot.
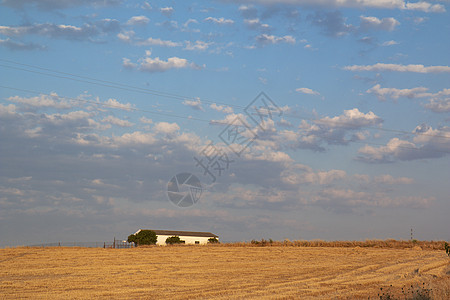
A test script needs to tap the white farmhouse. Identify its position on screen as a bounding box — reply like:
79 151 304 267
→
133 229 219 245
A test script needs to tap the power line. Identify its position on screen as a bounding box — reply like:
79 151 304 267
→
0 59 449 140
1 85 449 155
0 59 243 109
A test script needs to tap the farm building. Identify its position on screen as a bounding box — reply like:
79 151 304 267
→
133 229 219 245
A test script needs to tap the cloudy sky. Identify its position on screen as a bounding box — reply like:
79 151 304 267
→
0 0 449 247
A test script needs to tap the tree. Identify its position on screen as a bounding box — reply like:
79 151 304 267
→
166 236 184 245
208 237 219 244
127 230 157 246
127 234 137 244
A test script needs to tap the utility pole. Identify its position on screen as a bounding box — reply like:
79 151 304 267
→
410 227 413 241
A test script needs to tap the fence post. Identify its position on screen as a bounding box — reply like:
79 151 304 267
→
104 242 105 248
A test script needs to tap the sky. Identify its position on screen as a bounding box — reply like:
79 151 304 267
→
0 0 449 247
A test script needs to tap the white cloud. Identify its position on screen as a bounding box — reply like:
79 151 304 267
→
244 108 382 153
240 0 445 13
141 2 152 10
381 40 398 46
1 0 121 10
180 19 200 32
310 11 354 37
423 89 450 113
0 103 17 117
184 19 198 27
258 77 268 85
7 93 71 109
0 21 121 41
344 63 450 73
413 17 427 24
184 40 211 51
117 30 180 47
126 16 150 26
0 24 75 36
135 37 181 47
210 103 234 114
405 1 445 12
284 169 347 185
366 85 450 112
357 125 450 163
204 17 234 25
0 187 25 196
296 87 320 96
160 7 174 17
103 98 134 111
182 98 204 111
123 51 201 73
154 121 180 135
367 84 429 100
209 113 250 128
243 145 294 163
140 56 190 72
1 94 443 245
269 109 382 152
122 57 137 69
317 108 382 129
413 124 450 145
117 30 133 43
359 16 400 31
46 110 92 123
96 18 121 33
0 38 45 50
373 174 414 185
238 5 258 18
244 18 270 31
277 118 293 128
139 117 153 124
32 109 109 133
357 138 420 163
255 34 295 46
424 98 450 113
112 131 157 146
101 116 134 127
316 188 433 209
91 179 120 189
316 170 347 184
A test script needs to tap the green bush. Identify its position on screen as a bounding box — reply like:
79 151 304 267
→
208 237 219 244
127 234 137 244
250 239 273 246
127 230 157 246
445 242 450 257
166 236 185 245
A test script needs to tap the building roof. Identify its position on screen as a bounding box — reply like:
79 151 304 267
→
134 229 218 238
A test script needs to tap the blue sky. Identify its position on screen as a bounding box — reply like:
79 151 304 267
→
0 0 449 246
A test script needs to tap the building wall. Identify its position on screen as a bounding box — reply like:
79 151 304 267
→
156 235 215 245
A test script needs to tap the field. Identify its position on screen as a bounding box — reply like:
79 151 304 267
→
1 243 449 299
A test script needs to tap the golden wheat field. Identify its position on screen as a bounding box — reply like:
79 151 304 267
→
1 244 449 299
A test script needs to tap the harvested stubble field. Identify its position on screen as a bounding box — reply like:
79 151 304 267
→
1 242 449 299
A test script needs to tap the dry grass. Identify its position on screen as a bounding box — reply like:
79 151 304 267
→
216 239 447 250
1 243 449 299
